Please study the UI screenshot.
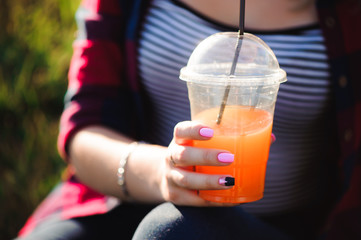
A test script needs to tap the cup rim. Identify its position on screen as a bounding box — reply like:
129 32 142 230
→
180 67 287 86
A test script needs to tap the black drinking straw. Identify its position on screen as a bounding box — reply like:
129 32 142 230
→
216 0 245 124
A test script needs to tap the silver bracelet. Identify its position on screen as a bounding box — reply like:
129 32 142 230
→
117 141 138 201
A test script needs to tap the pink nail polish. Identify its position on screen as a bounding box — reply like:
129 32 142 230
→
199 128 214 138
271 133 276 143
219 178 227 185
218 153 234 163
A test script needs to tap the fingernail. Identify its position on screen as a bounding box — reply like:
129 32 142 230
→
218 153 234 163
271 133 276 143
199 127 214 138
219 177 235 186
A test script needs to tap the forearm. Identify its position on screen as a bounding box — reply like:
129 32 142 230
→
68 125 166 203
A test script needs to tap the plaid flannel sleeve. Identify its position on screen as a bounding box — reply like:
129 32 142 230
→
57 0 133 160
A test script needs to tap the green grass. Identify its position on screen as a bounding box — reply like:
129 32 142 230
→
0 0 80 238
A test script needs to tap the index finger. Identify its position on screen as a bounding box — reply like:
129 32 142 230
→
174 121 214 145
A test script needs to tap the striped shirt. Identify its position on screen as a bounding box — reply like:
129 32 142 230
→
138 0 334 215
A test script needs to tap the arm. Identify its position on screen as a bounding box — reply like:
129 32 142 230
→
68 125 165 203
59 0 235 206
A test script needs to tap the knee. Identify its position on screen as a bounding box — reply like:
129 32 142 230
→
133 202 185 240
133 203 292 240
133 202 237 240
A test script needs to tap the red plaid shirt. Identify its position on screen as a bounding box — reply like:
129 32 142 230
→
19 0 361 238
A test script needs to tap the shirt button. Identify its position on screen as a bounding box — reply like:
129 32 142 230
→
325 17 335 28
344 129 353 142
339 75 348 88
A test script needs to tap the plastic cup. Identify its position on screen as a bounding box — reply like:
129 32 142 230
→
180 32 287 203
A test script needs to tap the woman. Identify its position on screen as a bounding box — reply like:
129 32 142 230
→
18 0 361 239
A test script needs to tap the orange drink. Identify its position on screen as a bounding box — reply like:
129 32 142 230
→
179 32 287 203
192 106 273 203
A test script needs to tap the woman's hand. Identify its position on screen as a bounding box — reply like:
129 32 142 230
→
159 121 237 207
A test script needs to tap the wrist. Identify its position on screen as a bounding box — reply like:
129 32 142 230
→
117 141 139 202
125 143 167 203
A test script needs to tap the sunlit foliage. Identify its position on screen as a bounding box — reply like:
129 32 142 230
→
0 0 80 238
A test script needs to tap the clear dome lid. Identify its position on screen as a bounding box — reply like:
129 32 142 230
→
180 32 287 86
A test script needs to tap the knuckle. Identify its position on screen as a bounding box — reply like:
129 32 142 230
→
202 150 215 165
177 174 189 188
174 121 202 139
174 121 190 137
176 146 187 165
166 170 173 181
190 123 204 139
204 175 216 189
169 169 189 188
173 122 182 137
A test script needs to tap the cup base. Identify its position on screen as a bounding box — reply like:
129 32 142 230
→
199 193 263 204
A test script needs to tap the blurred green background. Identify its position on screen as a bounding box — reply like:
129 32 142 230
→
0 0 80 238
